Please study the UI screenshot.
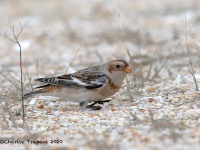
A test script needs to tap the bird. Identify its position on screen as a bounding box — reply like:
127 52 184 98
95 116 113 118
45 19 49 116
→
24 60 132 110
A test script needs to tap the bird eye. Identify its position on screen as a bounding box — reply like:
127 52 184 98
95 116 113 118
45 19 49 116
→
116 65 120 68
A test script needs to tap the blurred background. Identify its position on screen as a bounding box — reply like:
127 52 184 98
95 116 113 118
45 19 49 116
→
1 0 200 76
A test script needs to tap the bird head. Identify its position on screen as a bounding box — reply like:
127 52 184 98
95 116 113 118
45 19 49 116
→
106 60 132 74
103 60 132 85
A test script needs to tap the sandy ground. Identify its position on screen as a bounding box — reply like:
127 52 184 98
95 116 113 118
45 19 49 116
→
0 0 200 150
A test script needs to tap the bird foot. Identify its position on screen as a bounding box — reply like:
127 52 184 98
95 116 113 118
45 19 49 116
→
88 100 111 107
79 100 111 111
86 105 102 111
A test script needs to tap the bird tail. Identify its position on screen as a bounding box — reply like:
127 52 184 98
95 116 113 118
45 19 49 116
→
23 89 44 99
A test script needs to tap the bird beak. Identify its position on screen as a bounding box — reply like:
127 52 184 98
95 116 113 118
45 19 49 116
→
123 66 132 73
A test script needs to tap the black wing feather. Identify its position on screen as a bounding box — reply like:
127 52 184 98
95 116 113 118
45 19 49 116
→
35 72 108 90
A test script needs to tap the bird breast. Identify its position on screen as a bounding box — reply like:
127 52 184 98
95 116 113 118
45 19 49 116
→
98 80 121 98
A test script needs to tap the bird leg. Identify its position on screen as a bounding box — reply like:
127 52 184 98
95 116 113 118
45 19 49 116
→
80 100 111 111
96 100 111 104
88 100 111 107
79 101 102 110
79 101 87 110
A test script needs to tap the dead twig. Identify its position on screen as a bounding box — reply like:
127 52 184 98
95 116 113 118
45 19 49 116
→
185 12 199 91
0 20 26 123
146 63 153 80
25 67 34 91
36 59 39 79
94 36 116 60
65 44 82 73
0 72 20 90
114 0 129 52
125 77 133 101
150 59 168 80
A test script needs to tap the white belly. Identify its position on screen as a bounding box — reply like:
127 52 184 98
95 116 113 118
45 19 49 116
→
44 84 120 103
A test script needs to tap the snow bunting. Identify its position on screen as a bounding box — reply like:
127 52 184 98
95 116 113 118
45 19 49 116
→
24 60 132 110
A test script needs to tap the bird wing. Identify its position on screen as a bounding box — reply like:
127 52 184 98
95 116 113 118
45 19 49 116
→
35 71 109 90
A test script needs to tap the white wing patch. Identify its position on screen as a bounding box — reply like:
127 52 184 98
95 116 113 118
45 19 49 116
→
91 79 104 85
71 77 87 86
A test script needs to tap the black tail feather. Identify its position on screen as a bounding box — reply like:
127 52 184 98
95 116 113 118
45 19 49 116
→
34 84 51 89
23 89 44 99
